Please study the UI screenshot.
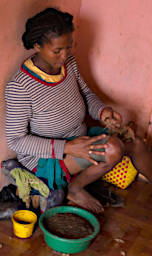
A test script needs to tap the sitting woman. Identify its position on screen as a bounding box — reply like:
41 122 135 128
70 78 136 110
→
5 8 126 213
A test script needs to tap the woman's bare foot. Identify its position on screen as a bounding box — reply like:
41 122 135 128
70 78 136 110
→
67 187 104 213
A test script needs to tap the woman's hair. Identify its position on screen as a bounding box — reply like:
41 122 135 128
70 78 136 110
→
22 8 74 50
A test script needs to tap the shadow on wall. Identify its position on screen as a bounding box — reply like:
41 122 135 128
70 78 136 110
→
75 17 139 128
75 17 116 104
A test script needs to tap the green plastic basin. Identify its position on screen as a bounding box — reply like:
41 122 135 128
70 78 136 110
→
39 206 100 254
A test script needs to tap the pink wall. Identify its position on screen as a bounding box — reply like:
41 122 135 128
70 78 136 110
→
76 0 152 137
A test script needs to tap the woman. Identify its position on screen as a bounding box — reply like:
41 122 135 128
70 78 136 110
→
5 8 124 213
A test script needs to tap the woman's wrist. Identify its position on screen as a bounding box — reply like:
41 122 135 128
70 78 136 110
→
100 106 112 120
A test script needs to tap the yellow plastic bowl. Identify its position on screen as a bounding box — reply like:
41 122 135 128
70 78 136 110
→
12 210 37 238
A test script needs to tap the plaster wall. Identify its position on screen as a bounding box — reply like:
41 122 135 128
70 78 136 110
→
76 0 152 137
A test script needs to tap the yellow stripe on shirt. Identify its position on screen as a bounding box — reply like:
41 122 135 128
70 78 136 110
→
24 58 65 83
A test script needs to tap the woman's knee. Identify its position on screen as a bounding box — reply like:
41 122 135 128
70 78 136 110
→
106 135 125 167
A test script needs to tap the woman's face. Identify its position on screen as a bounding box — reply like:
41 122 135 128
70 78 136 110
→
34 32 73 73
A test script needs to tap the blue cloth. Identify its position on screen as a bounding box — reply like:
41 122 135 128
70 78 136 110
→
35 126 108 190
36 158 67 190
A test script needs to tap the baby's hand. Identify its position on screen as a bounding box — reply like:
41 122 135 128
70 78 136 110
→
101 107 122 130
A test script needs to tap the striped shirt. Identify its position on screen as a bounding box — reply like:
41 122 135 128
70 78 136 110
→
5 55 105 171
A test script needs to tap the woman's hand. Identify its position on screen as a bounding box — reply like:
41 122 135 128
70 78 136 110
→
100 107 122 130
64 134 108 165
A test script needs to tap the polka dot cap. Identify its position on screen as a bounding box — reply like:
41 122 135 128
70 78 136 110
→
102 156 138 189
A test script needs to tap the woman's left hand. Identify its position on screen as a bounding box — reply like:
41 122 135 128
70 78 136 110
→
100 107 122 130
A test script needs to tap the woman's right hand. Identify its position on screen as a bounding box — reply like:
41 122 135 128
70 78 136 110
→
64 134 108 165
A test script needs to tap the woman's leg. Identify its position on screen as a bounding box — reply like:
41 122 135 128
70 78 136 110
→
64 135 125 213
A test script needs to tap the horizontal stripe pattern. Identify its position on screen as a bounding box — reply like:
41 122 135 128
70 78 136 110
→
5 55 105 170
